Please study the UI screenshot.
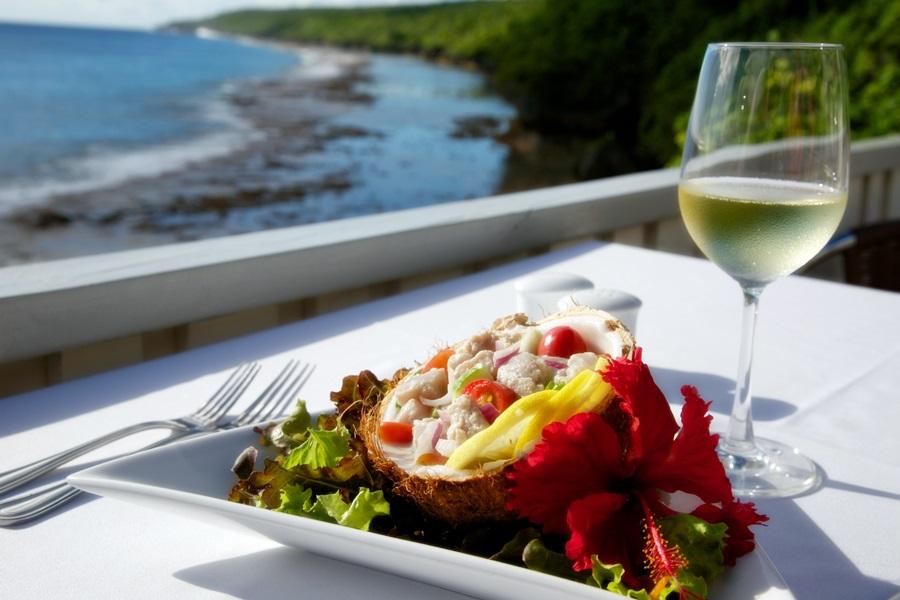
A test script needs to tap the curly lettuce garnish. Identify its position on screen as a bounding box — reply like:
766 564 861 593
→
229 397 389 531
277 484 389 531
283 425 351 470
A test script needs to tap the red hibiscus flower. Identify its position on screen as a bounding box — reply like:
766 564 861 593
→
506 349 766 589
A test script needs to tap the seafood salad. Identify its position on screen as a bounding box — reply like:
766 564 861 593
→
376 310 634 475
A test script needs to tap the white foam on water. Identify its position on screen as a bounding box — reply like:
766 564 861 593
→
0 93 265 215
0 32 367 216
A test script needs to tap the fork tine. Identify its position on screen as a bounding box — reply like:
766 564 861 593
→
233 360 298 425
255 363 315 423
191 362 254 419
197 363 261 423
0 362 262 499
242 361 304 424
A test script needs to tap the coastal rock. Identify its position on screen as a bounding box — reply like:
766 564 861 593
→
14 209 74 229
450 116 505 139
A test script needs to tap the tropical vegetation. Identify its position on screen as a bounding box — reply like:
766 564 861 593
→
180 0 899 177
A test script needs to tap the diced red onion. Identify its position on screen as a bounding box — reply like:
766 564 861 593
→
543 357 567 369
479 403 500 424
431 420 445 448
493 345 520 368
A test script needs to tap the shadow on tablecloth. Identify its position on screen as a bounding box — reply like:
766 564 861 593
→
757 466 900 600
649 366 797 421
174 546 475 600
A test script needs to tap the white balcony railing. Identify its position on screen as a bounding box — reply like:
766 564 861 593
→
1 135 897 392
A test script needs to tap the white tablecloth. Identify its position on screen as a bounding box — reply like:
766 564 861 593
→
2 242 899 599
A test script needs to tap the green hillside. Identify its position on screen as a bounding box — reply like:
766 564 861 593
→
194 2 536 62
179 0 899 177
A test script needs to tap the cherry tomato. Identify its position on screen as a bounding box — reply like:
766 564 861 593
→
537 326 587 359
379 421 413 445
462 380 519 412
422 347 454 372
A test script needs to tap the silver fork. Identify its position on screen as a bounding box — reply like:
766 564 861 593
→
0 362 261 496
0 360 314 527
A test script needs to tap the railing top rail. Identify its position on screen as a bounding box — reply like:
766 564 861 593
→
0 135 897 363
0 167 679 298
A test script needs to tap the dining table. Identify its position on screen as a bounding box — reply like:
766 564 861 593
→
1 241 899 600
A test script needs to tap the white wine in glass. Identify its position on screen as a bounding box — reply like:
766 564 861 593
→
679 43 849 498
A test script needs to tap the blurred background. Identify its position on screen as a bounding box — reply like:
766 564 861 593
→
0 0 897 265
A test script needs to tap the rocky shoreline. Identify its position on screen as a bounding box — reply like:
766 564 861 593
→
1 42 584 266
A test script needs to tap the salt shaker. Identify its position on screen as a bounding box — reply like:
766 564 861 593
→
514 272 594 320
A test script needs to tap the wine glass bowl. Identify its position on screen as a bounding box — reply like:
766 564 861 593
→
679 43 849 498
679 176 846 290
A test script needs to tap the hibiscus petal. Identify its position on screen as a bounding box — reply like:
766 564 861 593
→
601 348 678 466
638 385 733 504
565 492 644 588
507 412 627 534
691 498 768 565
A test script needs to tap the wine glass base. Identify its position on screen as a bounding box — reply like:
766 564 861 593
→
718 437 821 499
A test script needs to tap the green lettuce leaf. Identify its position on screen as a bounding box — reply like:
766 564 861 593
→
339 488 391 530
283 425 351 470
490 528 542 564
587 559 651 600
660 513 727 582
280 401 312 437
654 570 707 600
276 484 389 531
522 539 582 582
313 489 391 531
276 484 315 515
315 492 350 520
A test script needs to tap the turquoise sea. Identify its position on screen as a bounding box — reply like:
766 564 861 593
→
0 22 295 209
0 22 517 263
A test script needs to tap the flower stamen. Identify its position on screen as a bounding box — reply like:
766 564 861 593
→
637 492 686 583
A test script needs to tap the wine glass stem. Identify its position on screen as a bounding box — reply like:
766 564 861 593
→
722 287 764 455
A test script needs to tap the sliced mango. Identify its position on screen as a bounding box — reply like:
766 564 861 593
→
514 377 613 455
446 357 615 470
445 390 555 470
553 356 613 421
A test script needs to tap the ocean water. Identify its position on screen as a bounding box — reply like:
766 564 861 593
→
0 22 296 211
0 22 519 264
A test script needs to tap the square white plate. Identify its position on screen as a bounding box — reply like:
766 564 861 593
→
69 424 794 600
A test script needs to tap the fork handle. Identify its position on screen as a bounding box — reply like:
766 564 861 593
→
0 428 196 527
0 420 183 496
0 480 79 526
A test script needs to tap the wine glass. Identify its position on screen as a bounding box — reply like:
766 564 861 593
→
679 43 848 498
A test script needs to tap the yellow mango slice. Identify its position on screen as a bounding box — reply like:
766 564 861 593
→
446 356 615 470
514 358 613 456
551 356 613 421
445 390 555 470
